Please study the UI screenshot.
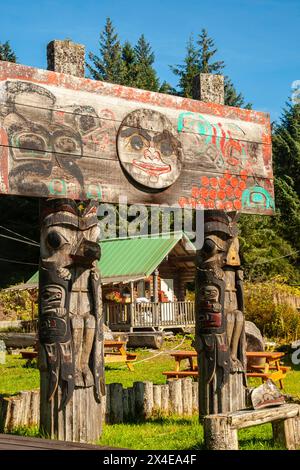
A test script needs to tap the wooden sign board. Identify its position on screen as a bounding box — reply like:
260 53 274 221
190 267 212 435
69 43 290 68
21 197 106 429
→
0 62 274 214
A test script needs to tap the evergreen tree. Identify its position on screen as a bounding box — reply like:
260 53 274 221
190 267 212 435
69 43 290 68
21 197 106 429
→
239 214 299 282
170 29 249 107
159 81 177 95
87 18 125 84
170 35 200 98
272 103 300 257
197 29 225 74
224 76 251 108
122 41 136 87
239 102 300 283
273 103 300 194
133 34 160 91
0 41 17 62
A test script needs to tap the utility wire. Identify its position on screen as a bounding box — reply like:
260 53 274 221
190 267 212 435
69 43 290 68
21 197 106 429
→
0 225 39 245
251 249 300 266
0 233 40 247
0 257 38 266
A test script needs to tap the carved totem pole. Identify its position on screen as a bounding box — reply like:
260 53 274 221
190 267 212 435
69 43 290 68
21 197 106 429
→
38 42 104 442
0 43 273 440
193 75 246 415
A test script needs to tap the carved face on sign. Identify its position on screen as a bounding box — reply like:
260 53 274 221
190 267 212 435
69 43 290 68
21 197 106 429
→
117 109 183 189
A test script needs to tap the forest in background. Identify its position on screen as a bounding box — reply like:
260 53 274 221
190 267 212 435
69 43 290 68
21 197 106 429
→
0 18 299 288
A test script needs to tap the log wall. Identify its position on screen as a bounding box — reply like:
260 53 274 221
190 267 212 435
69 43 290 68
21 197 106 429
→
0 379 198 431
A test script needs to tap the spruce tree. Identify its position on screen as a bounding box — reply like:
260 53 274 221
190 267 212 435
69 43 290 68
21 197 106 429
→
159 81 177 95
197 29 224 74
239 102 300 283
87 18 125 84
170 29 249 107
272 103 300 256
133 34 159 91
170 35 200 98
0 41 17 62
122 41 136 87
224 76 251 108
273 103 300 194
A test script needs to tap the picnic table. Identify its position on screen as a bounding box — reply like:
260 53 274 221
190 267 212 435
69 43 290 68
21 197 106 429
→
19 349 38 367
104 340 137 371
246 351 291 389
19 340 137 371
163 350 291 388
163 350 198 379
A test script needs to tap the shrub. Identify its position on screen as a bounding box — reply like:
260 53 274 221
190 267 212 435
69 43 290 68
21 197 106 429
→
244 278 300 342
0 289 37 321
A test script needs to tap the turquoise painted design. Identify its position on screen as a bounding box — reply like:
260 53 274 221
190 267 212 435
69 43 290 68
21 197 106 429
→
86 183 102 200
242 186 275 210
49 179 67 196
178 112 214 145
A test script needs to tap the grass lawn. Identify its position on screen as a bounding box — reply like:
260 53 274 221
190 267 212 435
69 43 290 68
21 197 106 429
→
1 335 299 450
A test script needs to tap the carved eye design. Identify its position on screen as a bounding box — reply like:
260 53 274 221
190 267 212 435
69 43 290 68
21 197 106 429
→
17 134 47 153
46 231 63 250
160 139 173 157
79 115 97 133
130 134 145 151
54 136 78 153
202 238 216 254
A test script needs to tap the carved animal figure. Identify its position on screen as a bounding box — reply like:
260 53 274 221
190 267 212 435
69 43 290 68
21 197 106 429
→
39 198 104 409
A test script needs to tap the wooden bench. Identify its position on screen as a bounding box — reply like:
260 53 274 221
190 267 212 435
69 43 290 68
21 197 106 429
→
203 404 300 450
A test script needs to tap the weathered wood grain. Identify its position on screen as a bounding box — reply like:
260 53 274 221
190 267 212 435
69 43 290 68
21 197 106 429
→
0 433 118 450
0 61 273 214
204 404 300 450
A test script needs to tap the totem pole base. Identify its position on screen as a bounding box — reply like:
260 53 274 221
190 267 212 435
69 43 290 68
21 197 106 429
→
198 351 246 415
40 373 103 443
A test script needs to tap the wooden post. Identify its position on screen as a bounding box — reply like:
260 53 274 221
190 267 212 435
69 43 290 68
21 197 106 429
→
38 41 104 443
168 379 183 415
47 40 85 78
134 382 145 421
182 378 193 416
203 414 238 450
130 281 134 332
153 269 159 303
128 387 136 421
160 384 170 415
153 385 162 414
110 383 123 424
193 74 246 416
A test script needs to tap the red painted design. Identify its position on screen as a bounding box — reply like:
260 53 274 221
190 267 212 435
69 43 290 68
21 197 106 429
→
0 127 9 192
201 176 210 186
217 190 226 200
209 189 217 199
0 62 270 126
234 200 242 210
239 180 247 190
210 177 218 188
185 170 274 213
230 177 239 188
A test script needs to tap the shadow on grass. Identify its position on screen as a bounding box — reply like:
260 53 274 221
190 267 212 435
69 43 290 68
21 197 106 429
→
239 437 283 450
5 426 42 438
0 392 19 398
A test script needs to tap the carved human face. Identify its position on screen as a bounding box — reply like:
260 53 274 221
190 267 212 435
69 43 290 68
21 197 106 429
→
117 109 183 189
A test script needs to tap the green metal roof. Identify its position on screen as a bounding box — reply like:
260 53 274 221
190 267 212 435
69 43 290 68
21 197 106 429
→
26 232 185 285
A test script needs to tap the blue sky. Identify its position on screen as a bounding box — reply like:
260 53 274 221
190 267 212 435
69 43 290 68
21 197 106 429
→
1 0 299 121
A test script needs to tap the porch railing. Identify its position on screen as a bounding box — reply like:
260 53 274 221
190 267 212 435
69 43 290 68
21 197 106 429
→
103 301 195 330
